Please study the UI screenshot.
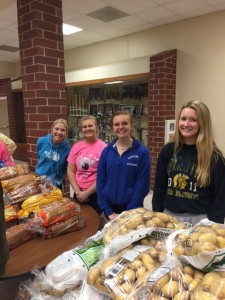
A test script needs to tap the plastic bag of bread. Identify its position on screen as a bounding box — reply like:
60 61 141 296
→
102 208 186 256
0 163 30 181
6 182 41 204
45 231 105 294
86 243 162 299
192 270 225 300
1 173 37 194
166 218 225 272
42 215 84 239
6 224 37 250
127 256 204 300
38 198 80 226
18 187 63 218
4 204 19 224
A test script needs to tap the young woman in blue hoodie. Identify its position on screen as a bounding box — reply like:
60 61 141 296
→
97 111 151 221
35 119 71 190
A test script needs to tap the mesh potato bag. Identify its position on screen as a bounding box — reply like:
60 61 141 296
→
166 218 225 272
87 243 162 299
102 208 186 256
192 270 225 300
127 256 204 300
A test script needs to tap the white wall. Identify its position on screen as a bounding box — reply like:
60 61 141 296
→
64 10 225 153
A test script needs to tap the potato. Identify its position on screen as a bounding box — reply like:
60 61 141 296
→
174 245 185 256
100 256 118 276
182 274 194 288
136 266 147 278
199 232 217 244
121 282 134 293
123 269 136 282
217 236 225 248
162 280 179 298
151 274 169 292
201 272 221 291
129 259 143 271
126 214 143 229
188 278 201 292
95 277 109 294
151 217 165 228
155 212 170 223
192 290 217 300
173 290 189 300
86 265 101 285
183 265 195 277
169 266 182 281
209 278 225 298
200 241 218 253
215 228 225 237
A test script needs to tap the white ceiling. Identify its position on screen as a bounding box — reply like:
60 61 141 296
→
0 0 225 63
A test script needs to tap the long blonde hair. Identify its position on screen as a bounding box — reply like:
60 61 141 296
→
172 100 223 187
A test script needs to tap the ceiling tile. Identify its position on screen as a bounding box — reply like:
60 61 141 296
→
164 0 211 14
110 15 147 29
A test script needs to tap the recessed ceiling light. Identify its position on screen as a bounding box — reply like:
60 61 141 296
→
63 23 83 35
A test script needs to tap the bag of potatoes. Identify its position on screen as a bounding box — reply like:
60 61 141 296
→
102 208 186 256
192 270 225 300
166 218 225 272
128 256 204 300
87 243 163 300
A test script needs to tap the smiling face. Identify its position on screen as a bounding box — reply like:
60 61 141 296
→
112 114 133 139
81 119 98 141
51 122 67 144
178 107 199 144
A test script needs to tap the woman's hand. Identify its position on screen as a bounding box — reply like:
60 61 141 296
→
108 213 118 221
76 190 89 203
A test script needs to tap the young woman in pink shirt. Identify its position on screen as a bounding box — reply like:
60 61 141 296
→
67 116 107 215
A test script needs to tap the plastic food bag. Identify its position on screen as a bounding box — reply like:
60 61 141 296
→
128 256 204 300
79 280 111 300
38 198 80 227
18 187 63 218
45 231 105 293
86 243 161 299
0 163 30 181
102 208 186 256
166 219 225 272
6 223 37 250
192 270 225 300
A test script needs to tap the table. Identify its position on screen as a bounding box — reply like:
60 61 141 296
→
2 205 100 278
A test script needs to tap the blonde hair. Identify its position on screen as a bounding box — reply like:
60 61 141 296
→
51 119 68 133
80 115 99 134
172 100 223 187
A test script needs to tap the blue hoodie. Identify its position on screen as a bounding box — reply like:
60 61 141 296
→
97 138 151 217
35 134 71 187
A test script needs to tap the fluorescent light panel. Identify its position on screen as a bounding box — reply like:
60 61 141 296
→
104 81 124 85
63 23 83 35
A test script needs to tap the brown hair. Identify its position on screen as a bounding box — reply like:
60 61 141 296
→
110 111 134 128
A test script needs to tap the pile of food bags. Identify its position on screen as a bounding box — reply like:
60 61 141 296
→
0 164 84 249
15 208 225 299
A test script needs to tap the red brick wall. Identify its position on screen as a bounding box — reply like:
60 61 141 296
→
17 0 69 195
148 49 177 190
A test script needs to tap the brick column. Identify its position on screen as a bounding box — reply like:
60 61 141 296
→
17 0 67 171
148 49 177 190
